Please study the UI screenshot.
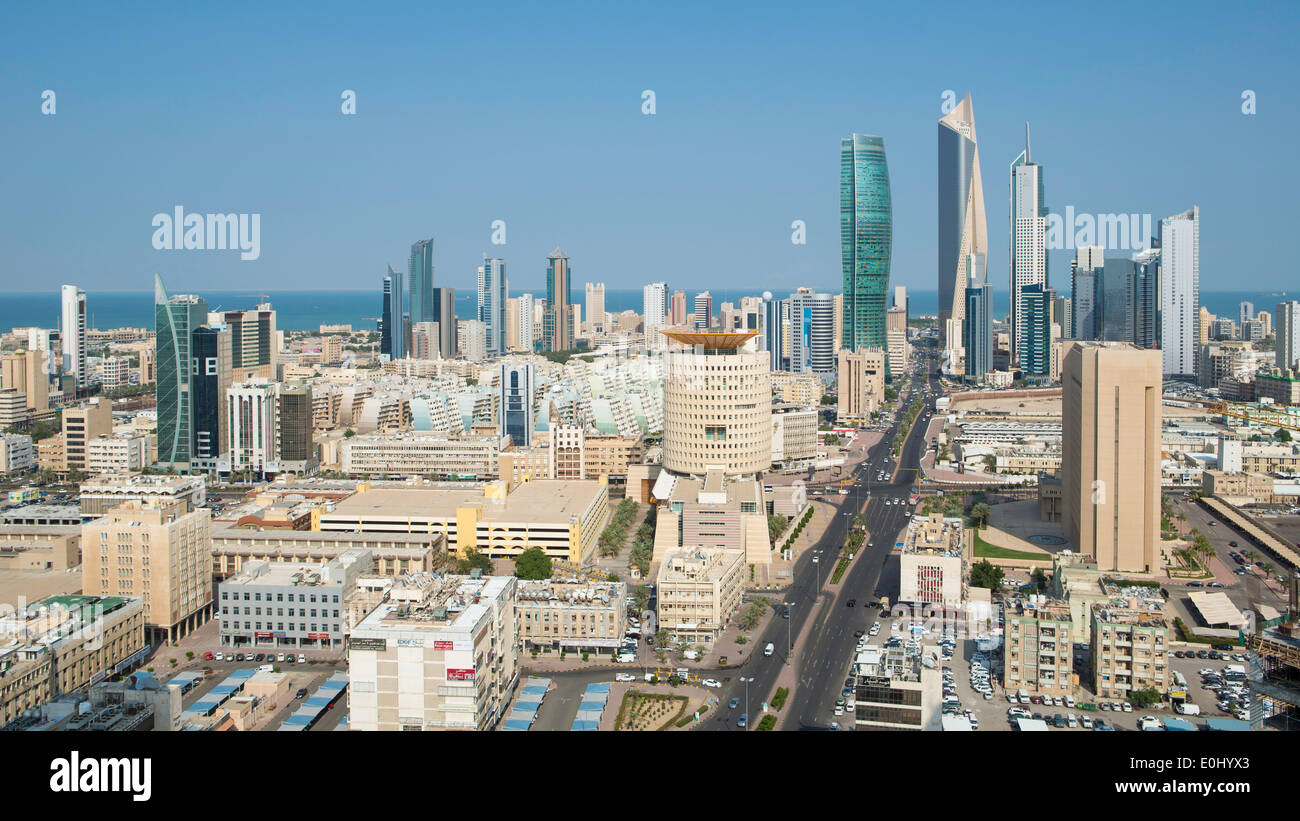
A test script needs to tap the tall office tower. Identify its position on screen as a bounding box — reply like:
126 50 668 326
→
543 248 572 352
1 350 49 411
459 320 487 362
1256 310 1272 339
936 95 987 347
571 304 582 340
517 293 535 351
497 362 535 447
505 298 520 351
1097 259 1135 343
1053 295 1073 339
190 325 231 467
277 383 315 472
82 498 213 643
477 256 507 357
1062 342 1162 572
886 306 908 376
1019 284 1051 377
832 293 844 353
155 274 209 469
762 292 784 372
380 271 394 357
693 291 714 331
670 290 687 325
643 282 670 329
62 397 112 472
432 287 457 358
963 272 994 380
1278 301 1300 370
893 285 909 317
585 282 606 336
60 284 87 389
1239 301 1255 327
383 265 406 359
212 302 277 378
408 238 435 325
227 381 277 477
662 330 771 479
1009 126 1048 365
1198 306 1214 345
411 321 440 359
1159 206 1199 378
841 133 893 352
1132 247 1160 350
789 291 835 375
837 348 886 421
1071 245 1104 341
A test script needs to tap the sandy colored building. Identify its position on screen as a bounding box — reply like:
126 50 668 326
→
61 397 113 472
210 528 439 579
0 525 80 571
1 350 49 411
515 578 627 654
837 347 886 422
898 513 965 609
81 499 213 643
1003 596 1075 697
1090 597 1171 701
79 473 207 517
655 546 746 645
1062 342 1161 573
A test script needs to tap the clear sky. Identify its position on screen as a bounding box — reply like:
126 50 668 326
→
2 1 1296 297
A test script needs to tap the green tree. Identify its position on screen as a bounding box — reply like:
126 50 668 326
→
455 547 493 575
1277 428 1293 443
513 547 552 580
768 514 788 542
969 559 1004 590
1130 686 1161 709
970 502 991 527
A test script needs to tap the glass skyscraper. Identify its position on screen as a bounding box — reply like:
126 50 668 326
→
544 248 572 352
498 362 535 447
963 269 993 380
154 273 208 468
1019 284 1051 377
937 94 988 348
408 238 435 325
1010 127 1048 366
840 134 892 354
477 256 507 357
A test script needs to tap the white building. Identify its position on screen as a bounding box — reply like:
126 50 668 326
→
85 433 150 474
60 284 87 389
1009 135 1046 367
1277 300 1300 371
517 293 535 352
643 282 669 329
0 433 35 475
585 282 606 336
458 320 487 363
99 356 131 389
476 257 506 357
227 381 277 476
1160 206 1199 378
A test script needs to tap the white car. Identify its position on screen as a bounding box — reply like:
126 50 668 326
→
617 654 637 664
701 678 722 688
1121 702 1133 713
297 654 307 663
615 673 637 682
213 652 224 661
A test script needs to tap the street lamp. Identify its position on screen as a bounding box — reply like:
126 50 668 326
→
740 676 755 729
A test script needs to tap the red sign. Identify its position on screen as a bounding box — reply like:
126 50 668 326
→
254 632 273 638
433 640 454 651
447 668 475 681
308 633 330 639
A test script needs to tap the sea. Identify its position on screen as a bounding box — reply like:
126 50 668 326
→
0 288 1292 334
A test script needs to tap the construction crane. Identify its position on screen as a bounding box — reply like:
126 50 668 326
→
1212 401 1300 433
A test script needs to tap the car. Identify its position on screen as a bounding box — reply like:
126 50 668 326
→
846 599 856 608
295 688 308 699
235 653 245 662
1098 701 1110 711
204 651 214 660
737 714 748 728
853 629 866 638
1139 715 1163 731
1081 716 1094 729
1208 582 1225 588
615 672 637 682
1121 701 1133 713
702 679 722 688
728 697 740 710
764 643 775 657
811 556 819 564
1229 540 1238 547
255 653 266 662
1066 713 1078 728
1187 581 1203 588
213 651 224 661
1053 714 1066 728
718 656 729 666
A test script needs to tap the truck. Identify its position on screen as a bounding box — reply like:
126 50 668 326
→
1176 703 1201 716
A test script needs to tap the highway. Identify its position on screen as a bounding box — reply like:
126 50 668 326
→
712 347 942 730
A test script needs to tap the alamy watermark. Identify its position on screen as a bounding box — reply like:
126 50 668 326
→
1046 207 1152 252
151 206 261 260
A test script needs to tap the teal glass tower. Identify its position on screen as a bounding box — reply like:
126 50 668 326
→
840 134 892 355
154 272 208 469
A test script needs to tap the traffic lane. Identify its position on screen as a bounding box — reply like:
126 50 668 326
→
1172 497 1286 607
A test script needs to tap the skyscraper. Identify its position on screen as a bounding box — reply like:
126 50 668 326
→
1239 301 1255 327
408 238 435 325
1277 301 1300 370
1159 206 1199 378
1097 259 1136 343
1062 342 1162 572
431 287 456 359
840 133 893 353
383 265 406 360
154 273 208 469
212 302 277 378
1132 247 1160 350
670 290 687 326
1019 284 1051 377
763 292 784 372
498 362 535 447
963 271 993 380
789 291 835 375
1010 126 1048 366
380 271 394 358
60 284 87 390
937 94 987 347
543 248 572 352
1071 245 1104 341
643 282 669 329
190 325 230 466
693 292 713 331
517 292 535 352
585 282 605 336
477 256 507 357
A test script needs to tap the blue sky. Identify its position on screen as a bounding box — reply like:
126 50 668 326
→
1 1 1296 297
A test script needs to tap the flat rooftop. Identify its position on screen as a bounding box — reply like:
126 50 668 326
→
325 479 604 523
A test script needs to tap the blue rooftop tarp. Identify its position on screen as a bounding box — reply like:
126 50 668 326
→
570 719 599 731
1162 717 1197 731
1205 717 1251 731
503 719 532 731
579 700 606 712
167 671 200 686
586 683 611 694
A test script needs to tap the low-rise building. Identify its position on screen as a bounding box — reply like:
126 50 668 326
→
340 432 501 479
898 513 966 609
771 403 818 469
655 546 745 646
211 527 440 580
515 579 627 654
852 644 942 730
85 433 151 474
347 573 518 731
1003 595 1075 697
1090 596 1171 701
79 473 206 517
0 525 80 571
0 433 35 475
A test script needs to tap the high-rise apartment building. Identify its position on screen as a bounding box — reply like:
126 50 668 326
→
1 350 49 412
1132 247 1160 350
154 274 209 470
477 256 507 357
1239 301 1255 327
408 238 435 326
693 291 713 331
458 320 487 363
1071 245 1103 341
763 292 784 372
277 383 315 472
498 363 535 447
841 133 893 352
227 381 278 478
432 287 457 358
1062 342 1161 572
1009 128 1048 365
585 282 605 336
212 303 277 378
963 272 993 380
60 284 87 390
670 290 687 326
788 291 835 375
517 293 535 352
837 348 885 421
1019 284 1051 378
937 95 986 348
643 282 669 329
543 248 572 352
505 297 520 352
1276 301 1300 370
1159 206 1199 378
62 397 112 473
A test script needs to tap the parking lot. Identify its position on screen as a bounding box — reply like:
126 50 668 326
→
173 659 349 731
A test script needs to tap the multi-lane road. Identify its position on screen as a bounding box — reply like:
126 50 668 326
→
712 349 943 730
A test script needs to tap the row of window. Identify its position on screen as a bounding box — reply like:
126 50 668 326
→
221 590 340 604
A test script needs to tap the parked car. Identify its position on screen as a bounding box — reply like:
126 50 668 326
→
702 679 722 688
615 673 637 682
295 688 308 699
204 651 214 661
297 654 307 663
